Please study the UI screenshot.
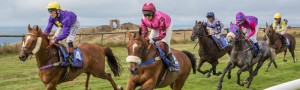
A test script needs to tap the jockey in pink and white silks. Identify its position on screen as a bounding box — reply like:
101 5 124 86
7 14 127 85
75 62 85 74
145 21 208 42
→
140 2 177 71
236 12 260 56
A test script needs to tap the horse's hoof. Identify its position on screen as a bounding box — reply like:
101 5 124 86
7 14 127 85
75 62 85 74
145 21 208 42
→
227 75 231 79
117 85 123 90
238 81 244 86
206 74 211 78
243 80 249 84
283 60 287 62
217 85 222 90
217 71 222 75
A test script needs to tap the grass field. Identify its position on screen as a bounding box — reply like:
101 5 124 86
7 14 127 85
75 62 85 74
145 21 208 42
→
0 39 299 90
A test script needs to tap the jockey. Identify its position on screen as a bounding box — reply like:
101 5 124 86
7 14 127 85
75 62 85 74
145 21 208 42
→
43 1 80 60
272 13 290 46
140 2 177 71
236 12 260 56
204 12 225 50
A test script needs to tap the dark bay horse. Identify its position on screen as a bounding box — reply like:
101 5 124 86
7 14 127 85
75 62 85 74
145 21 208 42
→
18 25 122 90
264 23 296 63
125 29 196 90
191 21 232 78
217 24 274 89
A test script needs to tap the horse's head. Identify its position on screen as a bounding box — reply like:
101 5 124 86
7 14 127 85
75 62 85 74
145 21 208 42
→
191 20 207 41
125 28 154 75
19 24 43 61
226 23 244 46
264 22 276 39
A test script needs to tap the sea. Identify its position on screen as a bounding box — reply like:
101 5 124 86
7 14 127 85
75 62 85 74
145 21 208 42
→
0 24 298 45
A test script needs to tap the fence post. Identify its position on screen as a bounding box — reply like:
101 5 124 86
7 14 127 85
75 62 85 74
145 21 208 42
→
183 30 186 43
124 32 127 46
101 33 104 45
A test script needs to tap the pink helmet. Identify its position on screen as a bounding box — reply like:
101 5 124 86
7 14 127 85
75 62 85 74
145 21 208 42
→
236 12 245 21
142 2 156 12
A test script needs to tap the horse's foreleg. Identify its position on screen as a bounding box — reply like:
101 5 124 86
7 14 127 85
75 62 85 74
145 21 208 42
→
283 50 287 62
45 83 57 90
212 61 222 76
217 62 231 90
206 67 213 78
197 59 209 75
126 79 136 90
247 59 265 88
237 65 247 86
85 73 91 90
227 64 235 79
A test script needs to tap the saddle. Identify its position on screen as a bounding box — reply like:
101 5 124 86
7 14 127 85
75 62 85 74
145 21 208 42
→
154 42 179 70
210 35 229 50
57 44 83 68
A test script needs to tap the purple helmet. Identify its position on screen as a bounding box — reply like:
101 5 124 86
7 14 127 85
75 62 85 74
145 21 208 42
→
236 12 245 21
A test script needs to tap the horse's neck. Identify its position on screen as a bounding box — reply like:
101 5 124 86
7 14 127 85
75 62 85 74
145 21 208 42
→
35 38 58 68
142 47 156 62
198 35 210 48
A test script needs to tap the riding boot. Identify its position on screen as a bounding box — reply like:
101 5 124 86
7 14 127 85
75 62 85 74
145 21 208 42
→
285 37 290 46
218 38 224 50
162 42 178 72
67 42 74 66
253 43 260 57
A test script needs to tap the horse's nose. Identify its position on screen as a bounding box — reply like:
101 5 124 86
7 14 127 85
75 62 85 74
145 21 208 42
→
129 68 138 74
191 36 196 41
19 55 26 61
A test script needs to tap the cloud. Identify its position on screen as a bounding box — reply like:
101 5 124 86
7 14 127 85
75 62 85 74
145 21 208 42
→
0 0 299 28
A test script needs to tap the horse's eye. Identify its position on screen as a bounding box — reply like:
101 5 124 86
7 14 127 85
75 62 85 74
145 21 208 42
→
235 30 239 33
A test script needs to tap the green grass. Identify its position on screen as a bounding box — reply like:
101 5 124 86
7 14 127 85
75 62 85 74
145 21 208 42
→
0 40 299 90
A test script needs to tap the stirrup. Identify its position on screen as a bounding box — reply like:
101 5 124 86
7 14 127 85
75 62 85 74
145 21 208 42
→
169 65 178 72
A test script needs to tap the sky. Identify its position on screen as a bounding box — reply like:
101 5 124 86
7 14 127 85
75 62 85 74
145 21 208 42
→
0 0 299 28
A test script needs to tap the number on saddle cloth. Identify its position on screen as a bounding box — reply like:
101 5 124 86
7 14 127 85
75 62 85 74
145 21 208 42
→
72 48 83 68
154 43 179 69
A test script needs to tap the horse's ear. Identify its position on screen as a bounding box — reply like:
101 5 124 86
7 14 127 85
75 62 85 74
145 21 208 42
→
265 22 268 27
126 29 131 39
230 22 233 26
28 24 31 31
195 20 197 25
138 27 142 35
34 25 39 31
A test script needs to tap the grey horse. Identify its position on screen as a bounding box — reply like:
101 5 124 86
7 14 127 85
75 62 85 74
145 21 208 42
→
217 24 275 90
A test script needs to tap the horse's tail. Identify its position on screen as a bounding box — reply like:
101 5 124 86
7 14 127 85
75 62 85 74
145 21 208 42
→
102 47 122 77
181 50 196 74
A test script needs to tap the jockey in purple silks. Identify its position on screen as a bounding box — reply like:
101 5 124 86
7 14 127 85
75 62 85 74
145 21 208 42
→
140 2 177 71
204 12 225 50
236 12 260 56
43 1 80 64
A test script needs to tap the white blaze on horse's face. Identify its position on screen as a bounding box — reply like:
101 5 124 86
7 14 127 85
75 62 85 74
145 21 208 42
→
132 43 138 52
22 35 31 47
126 43 142 64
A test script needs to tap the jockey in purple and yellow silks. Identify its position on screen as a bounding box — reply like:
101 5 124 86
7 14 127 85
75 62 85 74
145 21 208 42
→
236 12 260 56
140 2 177 71
43 1 80 58
272 13 290 46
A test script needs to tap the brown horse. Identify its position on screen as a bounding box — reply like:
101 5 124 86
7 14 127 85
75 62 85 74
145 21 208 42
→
264 23 296 63
18 25 122 90
125 29 196 90
191 21 232 78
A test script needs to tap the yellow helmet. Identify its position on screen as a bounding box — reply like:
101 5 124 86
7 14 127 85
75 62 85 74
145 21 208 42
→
274 13 281 19
47 1 60 10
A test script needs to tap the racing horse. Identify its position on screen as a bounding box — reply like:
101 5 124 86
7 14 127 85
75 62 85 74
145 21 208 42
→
18 25 122 90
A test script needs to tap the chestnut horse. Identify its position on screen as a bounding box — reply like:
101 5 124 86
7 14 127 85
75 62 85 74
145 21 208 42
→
125 29 196 90
18 25 122 90
264 23 296 63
